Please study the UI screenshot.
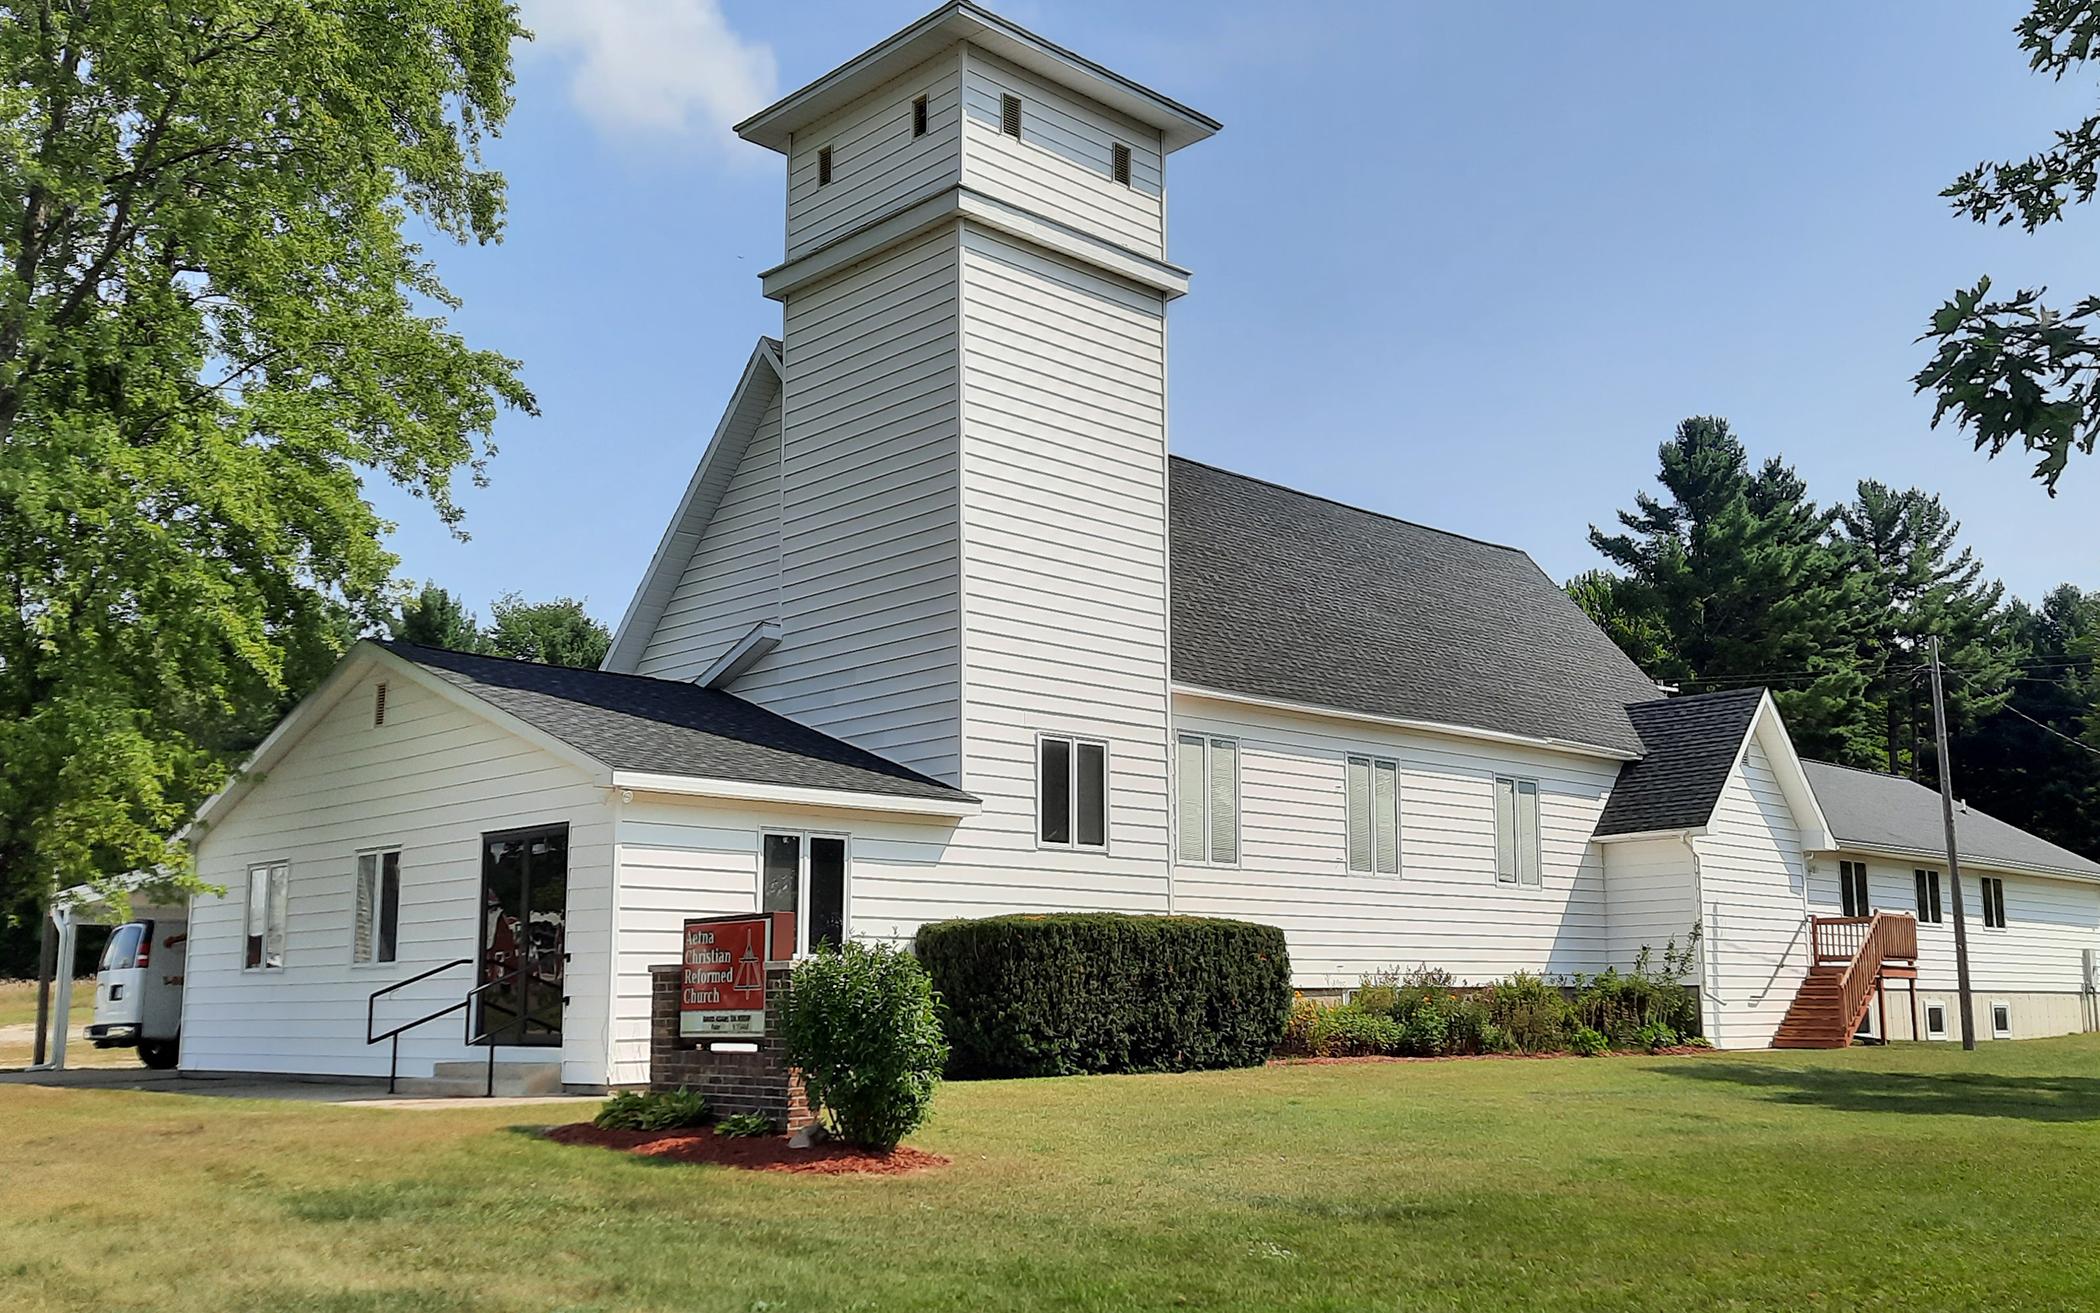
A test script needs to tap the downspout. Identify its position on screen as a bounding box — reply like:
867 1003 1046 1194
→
1685 832 1715 1046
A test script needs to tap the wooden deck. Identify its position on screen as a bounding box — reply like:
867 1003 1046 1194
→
1772 913 1920 1049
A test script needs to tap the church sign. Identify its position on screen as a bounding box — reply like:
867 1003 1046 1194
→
679 914 770 1038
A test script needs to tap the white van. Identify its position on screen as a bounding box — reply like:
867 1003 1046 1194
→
85 918 186 1068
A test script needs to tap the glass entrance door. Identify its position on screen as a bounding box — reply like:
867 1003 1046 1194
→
476 824 568 1046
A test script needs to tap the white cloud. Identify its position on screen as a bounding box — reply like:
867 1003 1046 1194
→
521 0 778 147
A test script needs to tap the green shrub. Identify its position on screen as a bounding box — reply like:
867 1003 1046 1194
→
1569 1026 1608 1057
593 1087 707 1131
914 913 1292 1077
1313 1005 1404 1057
1575 929 1702 1045
1446 994 1498 1054
1349 984 1399 1017
1277 997 1326 1057
1391 964 1458 1021
715 1111 774 1138
1483 972 1575 1053
1400 1005 1449 1057
782 942 948 1151
1633 1020 1681 1052
1474 1020 1516 1055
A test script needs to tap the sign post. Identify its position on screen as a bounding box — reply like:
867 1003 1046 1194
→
679 914 771 1040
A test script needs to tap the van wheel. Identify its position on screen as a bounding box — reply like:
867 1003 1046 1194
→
138 1039 179 1070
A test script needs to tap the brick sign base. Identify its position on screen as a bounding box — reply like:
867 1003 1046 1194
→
650 963 812 1131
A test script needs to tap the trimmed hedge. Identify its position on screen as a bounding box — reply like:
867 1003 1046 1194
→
913 913 1292 1077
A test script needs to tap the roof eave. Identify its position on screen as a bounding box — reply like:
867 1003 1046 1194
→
1811 838 2100 885
611 769 980 818
734 2 1219 154
1171 682 1640 762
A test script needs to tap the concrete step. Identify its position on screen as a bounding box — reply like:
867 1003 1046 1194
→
395 1059 565 1098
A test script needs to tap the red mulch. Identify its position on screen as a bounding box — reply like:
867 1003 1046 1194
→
544 1123 948 1175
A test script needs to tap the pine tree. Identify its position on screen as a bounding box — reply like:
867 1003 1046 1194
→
1837 483 2016 777
1952 587 2100 861
1587 418 1869 758
391 584 484 653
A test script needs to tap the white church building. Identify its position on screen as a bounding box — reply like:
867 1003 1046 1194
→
173 3 2100 1090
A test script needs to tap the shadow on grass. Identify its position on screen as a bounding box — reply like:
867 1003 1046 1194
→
1656 1061 2100 1122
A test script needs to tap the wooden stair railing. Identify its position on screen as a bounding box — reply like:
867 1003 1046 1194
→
1773 912 1920 1048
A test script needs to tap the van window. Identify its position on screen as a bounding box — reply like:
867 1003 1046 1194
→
100 922 148 972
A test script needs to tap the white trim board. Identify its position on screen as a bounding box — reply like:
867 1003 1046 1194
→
1170 682 1639 763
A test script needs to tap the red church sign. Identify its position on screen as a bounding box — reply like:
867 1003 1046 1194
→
679 915 770 1038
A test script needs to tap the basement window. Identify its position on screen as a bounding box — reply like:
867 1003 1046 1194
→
817 145 833 186
1000 92 1022 139
1923 1000 1948 1040
912 95 928 137
1493 777 1541 888
1839 860 1870 917
1991 1000 2013 1039
1914 869 1942 924
1039 734 1107 850
1112 142 1132 186
1980 876 2007 929
1346 755 1400 876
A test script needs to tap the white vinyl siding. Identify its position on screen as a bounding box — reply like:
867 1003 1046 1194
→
185 672 616 1085
1177 734 1238 866
1494 777 1541 887
785 53 963 259
1171 695 1620 986
731 228 963 782
1345 755 1399 875
1601 835 1701 970
959 47 1164 257
1810 856 2100 995
635 389 783 681
1694 738 1810 1049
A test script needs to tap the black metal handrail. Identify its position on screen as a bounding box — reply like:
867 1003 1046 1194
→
365 958 560 1095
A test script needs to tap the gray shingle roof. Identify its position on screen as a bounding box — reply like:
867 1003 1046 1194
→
1595 688 1765 836
1802 759 2100 879
379 642 974 805
1168 458 1665 757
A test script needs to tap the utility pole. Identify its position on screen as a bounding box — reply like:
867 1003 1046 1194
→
1929 637 1977 1050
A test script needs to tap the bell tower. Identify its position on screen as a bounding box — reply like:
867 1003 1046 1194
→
732 2 1216 899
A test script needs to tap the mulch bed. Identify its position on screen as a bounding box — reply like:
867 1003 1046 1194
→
544 1123 948 1175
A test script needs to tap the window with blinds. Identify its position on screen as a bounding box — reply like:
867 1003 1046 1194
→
1176 734 1238 865
1494 777 1541 887
1346 755 1400 875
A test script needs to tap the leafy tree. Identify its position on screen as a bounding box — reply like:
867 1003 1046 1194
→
1565 570 1676 675
1953 586 2100 860
0 2 534 925
482 594 609 669
1915 1 2100 492
1837 483 2018 775
391 583 483 653
1586 417 1869 757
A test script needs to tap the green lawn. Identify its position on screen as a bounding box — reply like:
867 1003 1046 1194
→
7 1038 2100 1312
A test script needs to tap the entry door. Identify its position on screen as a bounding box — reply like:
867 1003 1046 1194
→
476 824 568 1046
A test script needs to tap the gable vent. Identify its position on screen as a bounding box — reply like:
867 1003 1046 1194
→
1000 93 1021 139
817 145 833 186
912 95 928 137
1112 142 1132 186
373 682 388 727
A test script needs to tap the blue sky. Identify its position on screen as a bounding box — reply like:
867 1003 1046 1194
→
374 0 2100 631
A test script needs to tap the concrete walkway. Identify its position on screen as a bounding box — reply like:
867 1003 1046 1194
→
0 1064 601 1109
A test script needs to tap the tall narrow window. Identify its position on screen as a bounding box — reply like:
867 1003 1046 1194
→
1000 93 1022 138
1176 734 1238 865
1345 756 1401 875
912 95 929 137
244 862 288 970
1039 735 1107 850
1840 860 1870 917
817 145 833 185
353 850 401 964
1980 876 2007 928
760 832 849 959
1914 869 1943 924
1111 142 1132 185
1494 777 1541 887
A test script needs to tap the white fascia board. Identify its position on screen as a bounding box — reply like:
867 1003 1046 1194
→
1738 693 1837 851
760 185 1191 302
611 771 980 819
187 642 618 844
1171 683 1639 762
601 340 784 673
698 619 783 689
1593 826 1707 844
734 2 1219 154
1811 841 2100 887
